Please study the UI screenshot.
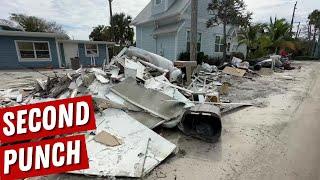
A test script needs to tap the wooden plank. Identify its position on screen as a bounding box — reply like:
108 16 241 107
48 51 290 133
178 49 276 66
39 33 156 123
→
222 67 246 77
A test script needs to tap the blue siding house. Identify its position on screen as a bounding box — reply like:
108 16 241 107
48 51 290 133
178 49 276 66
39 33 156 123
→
132 0 247 61
0 30 112 69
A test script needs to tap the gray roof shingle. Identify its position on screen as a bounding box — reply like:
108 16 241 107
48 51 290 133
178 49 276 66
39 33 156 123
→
131 0 190 25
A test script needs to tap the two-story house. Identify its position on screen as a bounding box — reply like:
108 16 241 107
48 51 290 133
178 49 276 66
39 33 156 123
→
131 0 247 61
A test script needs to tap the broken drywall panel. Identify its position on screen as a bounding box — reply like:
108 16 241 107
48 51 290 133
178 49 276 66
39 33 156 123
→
222 67 246 77
105 92 142 112
110 77 185 121
95 73 110 84
71 109 176 177
127 111 166 129
144 76 194 108
90 68 107 76
124 58 145 79
88 80 111 99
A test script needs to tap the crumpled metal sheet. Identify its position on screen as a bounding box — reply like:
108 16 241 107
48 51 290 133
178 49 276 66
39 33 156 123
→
110 77 185 121
71 109 176 177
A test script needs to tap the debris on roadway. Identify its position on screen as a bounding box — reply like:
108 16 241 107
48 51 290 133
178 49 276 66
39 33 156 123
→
0 47 299 178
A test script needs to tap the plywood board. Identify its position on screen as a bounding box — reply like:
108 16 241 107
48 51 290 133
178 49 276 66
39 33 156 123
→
222 67 246 77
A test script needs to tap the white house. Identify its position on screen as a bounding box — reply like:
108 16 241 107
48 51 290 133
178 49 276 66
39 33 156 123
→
131 0 247 61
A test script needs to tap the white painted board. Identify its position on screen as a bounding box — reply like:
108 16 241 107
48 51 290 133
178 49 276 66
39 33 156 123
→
71 109 176 177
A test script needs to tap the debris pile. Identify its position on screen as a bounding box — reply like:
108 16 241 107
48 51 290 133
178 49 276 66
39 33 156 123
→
0 47 297 178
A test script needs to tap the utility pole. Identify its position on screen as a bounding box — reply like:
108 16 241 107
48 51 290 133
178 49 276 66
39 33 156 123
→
290 1 297 34
295 22 300 38
190 0 198 63
108 0 114 41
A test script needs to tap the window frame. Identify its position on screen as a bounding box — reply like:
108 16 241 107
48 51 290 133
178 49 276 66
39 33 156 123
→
214 35 224 53
84 44 99 57
186 30 202 52
15 40 52 62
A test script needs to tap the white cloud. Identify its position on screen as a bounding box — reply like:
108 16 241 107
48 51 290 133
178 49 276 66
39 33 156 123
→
0 0 319 40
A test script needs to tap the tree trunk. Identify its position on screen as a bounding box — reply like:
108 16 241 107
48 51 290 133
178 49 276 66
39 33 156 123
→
311 28 317 56
190 0 198 63
223 22 227 62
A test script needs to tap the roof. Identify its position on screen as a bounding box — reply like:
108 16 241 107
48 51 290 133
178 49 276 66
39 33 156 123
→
153 21 184 35
0 30 67 38
131 0 190 26
0 19 24 31
57 39 115 45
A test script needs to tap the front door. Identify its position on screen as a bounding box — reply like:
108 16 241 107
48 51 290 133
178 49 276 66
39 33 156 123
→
63 43 79 68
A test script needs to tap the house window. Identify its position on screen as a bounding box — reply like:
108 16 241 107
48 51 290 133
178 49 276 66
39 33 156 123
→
215 35 224 52
155 0 162 5
187 30 202 52
85 44 99 57
15 41 51 61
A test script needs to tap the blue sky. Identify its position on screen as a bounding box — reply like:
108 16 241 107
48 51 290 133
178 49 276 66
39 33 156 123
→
0 0 319 40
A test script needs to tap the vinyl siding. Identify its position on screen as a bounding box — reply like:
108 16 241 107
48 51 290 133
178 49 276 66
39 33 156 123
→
156 33 176 60
135 0 247 62
0 36 60 69
78 43 108 67
136 24 156 53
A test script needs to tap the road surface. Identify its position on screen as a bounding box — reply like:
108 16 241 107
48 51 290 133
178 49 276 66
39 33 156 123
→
146 61 320 180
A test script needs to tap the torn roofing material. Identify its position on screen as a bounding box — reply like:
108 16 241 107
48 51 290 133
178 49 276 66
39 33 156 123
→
71 109 176 177
110 77 186 121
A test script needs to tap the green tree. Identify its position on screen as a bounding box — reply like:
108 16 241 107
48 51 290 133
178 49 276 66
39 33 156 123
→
89 13 134 45
265 17 293 53
308 10 320 55
207 0 252 61
89 25 111 41
9 13 67 35
238 23 266 57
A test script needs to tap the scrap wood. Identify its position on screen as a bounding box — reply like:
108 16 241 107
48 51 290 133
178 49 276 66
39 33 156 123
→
222 67 246 77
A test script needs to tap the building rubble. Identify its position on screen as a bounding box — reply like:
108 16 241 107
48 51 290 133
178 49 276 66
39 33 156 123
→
0 46 298 178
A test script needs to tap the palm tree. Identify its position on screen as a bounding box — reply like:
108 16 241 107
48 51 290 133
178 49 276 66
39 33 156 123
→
89 13 134 45
238 24 266 57
111 13 134 45
265 17 293 53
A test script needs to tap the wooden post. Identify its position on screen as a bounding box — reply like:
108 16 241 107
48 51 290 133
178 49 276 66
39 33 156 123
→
190 0 198 63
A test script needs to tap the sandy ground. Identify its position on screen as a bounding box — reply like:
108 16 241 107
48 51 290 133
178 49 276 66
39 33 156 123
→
0 69 74 89
145 61 320 180
1 61 320 180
